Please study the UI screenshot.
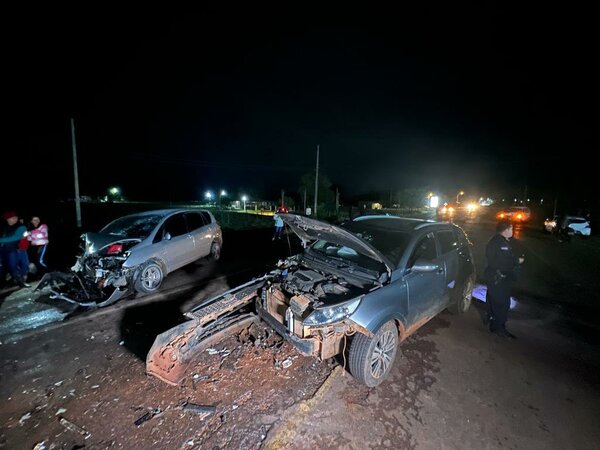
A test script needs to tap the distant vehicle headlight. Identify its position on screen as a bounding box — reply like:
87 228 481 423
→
303 297 362 326
466 203 478 212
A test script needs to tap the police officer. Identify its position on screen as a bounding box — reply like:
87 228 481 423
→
484 220 524 338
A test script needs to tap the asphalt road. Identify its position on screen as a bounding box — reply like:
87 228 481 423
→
1 211 599 448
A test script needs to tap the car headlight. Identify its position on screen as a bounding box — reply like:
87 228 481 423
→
303 297 362 326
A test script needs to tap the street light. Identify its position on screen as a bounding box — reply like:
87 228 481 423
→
241 195 248 212
205 191 213 203
218 190 227 209
456 191 465 203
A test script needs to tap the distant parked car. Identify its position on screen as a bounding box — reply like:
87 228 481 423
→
497 206 531 222
147 215 476 387
38 209 222 307
545 215 591 237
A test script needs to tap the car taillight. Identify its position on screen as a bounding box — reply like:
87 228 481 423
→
107 244 123 255
516 214 523 220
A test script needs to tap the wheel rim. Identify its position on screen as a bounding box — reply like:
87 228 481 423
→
370 330 396 379
141 266 161 290
211 243 221 260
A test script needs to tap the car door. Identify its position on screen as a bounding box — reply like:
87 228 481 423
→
404 232 447 324
184 212 211 258
159 213 195 271
435 229 459 307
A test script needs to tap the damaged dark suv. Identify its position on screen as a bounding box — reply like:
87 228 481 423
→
147 214 474 387
38 209 222 307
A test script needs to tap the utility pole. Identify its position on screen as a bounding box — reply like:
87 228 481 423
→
303 187 307 214
314 145 320 218
336 188 340 216
70 118 82 228
553 192 558 217
281 189 285 209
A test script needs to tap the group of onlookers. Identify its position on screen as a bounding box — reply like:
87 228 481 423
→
0 211 49 289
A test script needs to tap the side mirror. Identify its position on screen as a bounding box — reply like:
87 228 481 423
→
164 232 172 241
411 259 439 273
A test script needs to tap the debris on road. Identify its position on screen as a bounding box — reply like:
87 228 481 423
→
180 402 216 419
59 417 92 439
134 408 163 427
19 412 32 425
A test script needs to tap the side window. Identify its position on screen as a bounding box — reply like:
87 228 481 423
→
164 214 188 238
200 211 212 225
185 213 205 231
437 230 458 255
407 234 437 268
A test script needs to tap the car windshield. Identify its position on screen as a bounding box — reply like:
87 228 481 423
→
340 221 412 266
100 214 163 239
309 240 385 272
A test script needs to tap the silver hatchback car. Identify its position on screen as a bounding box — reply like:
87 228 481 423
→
39 209 222 307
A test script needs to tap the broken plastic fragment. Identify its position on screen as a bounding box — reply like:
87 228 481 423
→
19 412 32 425
59 417 92 439
180 402 216 419
134 408 162 427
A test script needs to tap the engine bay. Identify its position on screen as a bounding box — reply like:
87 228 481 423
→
255 255 378 358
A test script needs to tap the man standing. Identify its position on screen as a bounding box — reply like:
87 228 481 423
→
0 212 30 288
272 211 284 241
484 220 524 338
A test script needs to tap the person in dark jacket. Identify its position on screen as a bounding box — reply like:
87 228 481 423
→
484 220 524 338
0 211 30 288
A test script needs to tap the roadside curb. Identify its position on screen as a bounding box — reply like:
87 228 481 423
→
263 365 343 449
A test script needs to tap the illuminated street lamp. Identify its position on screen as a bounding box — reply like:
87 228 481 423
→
218 190 227 209
456 190 465 203
241 195 248 212
109 186 120 195
205 191 213 202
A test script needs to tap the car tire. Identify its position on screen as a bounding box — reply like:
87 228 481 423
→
348 321 398 387
209 242 221 261
449 273 475 314
134 260 164 294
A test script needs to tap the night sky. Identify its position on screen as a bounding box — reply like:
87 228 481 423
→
4 5 597 207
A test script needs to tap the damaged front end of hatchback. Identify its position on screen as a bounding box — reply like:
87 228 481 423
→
36 232 142 308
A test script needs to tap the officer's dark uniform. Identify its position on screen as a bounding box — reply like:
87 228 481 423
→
484 233 519 333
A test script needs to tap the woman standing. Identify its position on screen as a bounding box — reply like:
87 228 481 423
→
28 216 49 275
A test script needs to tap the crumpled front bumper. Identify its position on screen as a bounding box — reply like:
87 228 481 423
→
35 271 129 308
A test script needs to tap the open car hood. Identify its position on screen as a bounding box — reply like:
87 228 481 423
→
280 214 393 272
82 232 142 255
